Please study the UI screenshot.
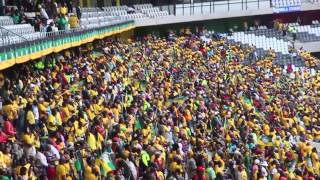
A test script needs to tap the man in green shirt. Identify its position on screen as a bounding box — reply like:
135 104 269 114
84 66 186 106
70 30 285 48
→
57 15 68 31
12 9 21 24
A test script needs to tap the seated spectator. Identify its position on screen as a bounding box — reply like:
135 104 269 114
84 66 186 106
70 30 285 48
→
3 115 16 136
46 22 54 33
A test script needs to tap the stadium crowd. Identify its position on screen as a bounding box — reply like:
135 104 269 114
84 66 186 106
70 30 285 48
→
0 32 319 180
3 1 80 32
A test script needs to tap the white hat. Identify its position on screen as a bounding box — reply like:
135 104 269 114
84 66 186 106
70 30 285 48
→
260 160 268 167
254 159 260 165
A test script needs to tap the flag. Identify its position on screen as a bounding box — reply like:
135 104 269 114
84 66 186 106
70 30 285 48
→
139 80 147 92
223 118 228 131
244 96 252 105
134 117 142 130
74 150 84 172
99 152 116 174
92 51 104 58
74 159 82 171
165 96 188 106
143 101 151 112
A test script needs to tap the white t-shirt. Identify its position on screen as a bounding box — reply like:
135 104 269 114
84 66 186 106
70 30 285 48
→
49 145 60 160
36 151 48 167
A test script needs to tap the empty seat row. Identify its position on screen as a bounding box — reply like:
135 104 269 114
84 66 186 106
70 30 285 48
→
106 10 128 16
103 6 128 12
80 16 122 29
272 0 301 7
287 22 299 26
0 32 45 46
146 11 169 18
227 32 290 54
82 11 107 18
249 26 268 31
133 4 153 10
312 20 320 25
0 16 14 26
141 7 160 13
296 25 320 36
0 24 35 37
82 7 101 12
120 13 147 20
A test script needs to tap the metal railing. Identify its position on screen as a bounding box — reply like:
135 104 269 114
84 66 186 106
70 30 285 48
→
153 0 319 15
0 19 130 48
0 20 134 69
169 0 271 16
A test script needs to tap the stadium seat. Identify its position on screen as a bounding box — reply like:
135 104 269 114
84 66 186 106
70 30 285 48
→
0 16 14 26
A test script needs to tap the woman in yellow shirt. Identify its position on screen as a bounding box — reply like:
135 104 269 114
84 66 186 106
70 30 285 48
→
311 148 320 175
26 103 35 128
84 157 100 180
69 14 79 29
22 127 35 146
2 99 18 120
56 158 72 180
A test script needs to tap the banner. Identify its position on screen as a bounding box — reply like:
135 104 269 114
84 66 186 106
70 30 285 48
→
273 5 301 13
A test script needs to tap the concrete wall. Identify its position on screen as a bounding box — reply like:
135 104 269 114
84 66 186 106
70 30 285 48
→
135 1 320 27
295 41 320 52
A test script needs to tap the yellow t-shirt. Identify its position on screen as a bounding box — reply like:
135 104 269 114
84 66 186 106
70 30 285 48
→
0 152 6 168
75 123 86 138
27 110 35 125
47 114 57 132
2 104 16 120
22 133 35 145
69 15 79 28
56 164 67 180
60 7 68 15
87 133 97 151
84 164 100 180
15 164 33 179
2 153 12 168
38 103 47 117
241 170 247 180
57 163 72 180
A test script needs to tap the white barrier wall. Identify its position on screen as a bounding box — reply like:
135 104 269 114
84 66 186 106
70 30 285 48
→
135 1 320 27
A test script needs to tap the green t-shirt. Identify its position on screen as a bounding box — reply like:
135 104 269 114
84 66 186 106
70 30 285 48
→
57 17 67 30
12 15 21 24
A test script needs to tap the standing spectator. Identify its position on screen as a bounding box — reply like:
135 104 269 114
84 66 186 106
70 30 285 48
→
57 14 68 31
39 4 49 25
193 166 206 180
282 24 287 36
76 6 81 20
45 1 58 19
69 13 79 29
66 0 73 13
243 21 248 32
12 9 22 24
34 15 42 32
292 26 297 41
0 0 4 16
59 3 68 16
